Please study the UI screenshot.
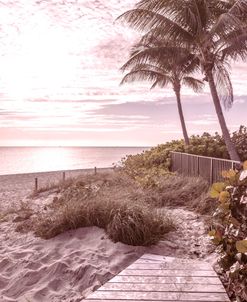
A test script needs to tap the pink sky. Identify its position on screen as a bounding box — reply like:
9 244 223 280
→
0 0 247 146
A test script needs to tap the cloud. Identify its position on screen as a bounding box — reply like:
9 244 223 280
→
0 0 247 146
187 114 217 126
234 96 247 104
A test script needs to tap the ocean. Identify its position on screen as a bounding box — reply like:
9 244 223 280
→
0 147 150 175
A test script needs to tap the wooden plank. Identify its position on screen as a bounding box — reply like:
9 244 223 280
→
108 275 222 285
135 259 164 264
139 254 171 261
98 283 226 293
127 263 212 271
119 269 217 277
83 254 230 302
84 301 222 302
135 258 212 270
86 291 229 301
136 259 163 264
132 255 213 265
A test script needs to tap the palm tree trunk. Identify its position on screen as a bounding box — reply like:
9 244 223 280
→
174 87 190 145
207 70 240 161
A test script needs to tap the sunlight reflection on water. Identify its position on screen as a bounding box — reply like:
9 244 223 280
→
0 147 149 175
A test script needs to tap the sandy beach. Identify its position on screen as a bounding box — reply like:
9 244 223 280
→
0 170 215 302
0 169 111 213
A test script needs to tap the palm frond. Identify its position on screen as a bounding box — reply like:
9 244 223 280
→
135 34 164 49
183 4 202 35
150 77 170 89
117 9 194 44
213 62 234 109
132 34 199 66
215 27 245 49
178 55 201 74
211 11 243 40
128 63 166 75
120 47 172 71
221 32 247 61
194 0 210 29
228 0 247 19
121 42 199 75
209 0 233 15
182 76 204 92
120 69 170 88
137 0 206 35
137 0 184 15
141 26 194 47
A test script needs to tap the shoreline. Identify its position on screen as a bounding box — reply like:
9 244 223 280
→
0 168 112 211
0 166 113 177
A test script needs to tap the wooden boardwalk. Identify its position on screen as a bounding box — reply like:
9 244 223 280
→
83 253 230 302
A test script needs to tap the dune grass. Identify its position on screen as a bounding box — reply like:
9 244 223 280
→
30 177 75 197
141 174 214 214
35 197 173 246
15 170 214 245
19 172 175 246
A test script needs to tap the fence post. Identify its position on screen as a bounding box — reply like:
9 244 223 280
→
210 158 214 184
197 156 200 176
180 153 183 173
63 172 65 181
187 154 190 176
172 152 241 183
35 178 38 191
94 167 97 175
171 152 174 172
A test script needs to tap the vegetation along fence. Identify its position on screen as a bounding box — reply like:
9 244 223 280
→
170 151 241 184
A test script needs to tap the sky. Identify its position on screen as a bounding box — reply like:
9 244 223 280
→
0 0 247 147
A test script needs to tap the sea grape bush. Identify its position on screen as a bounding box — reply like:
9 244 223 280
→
119 144 176 187
186 126 247 160
209 162 247 301
232 125 247 161
119 126 247 187
185 132 228 158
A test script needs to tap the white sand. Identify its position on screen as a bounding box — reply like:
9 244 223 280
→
0 171 215 302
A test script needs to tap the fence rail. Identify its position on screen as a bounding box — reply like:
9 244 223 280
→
170 152 241 183
33 166 112 192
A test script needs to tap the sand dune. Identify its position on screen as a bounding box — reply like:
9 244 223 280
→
0 171 215 302
0 224 144 302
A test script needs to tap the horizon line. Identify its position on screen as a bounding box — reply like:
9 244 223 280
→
0 145 153 148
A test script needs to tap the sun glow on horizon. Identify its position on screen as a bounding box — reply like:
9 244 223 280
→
0 22 80 100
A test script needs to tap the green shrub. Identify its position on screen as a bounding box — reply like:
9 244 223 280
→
232 125 247 161
119 126 247 187
185 132 228 159
209 162 247 301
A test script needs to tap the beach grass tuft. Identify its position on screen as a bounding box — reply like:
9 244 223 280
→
142 175 212 213
23 172 175 246
107 203 173 245
15 170 213 245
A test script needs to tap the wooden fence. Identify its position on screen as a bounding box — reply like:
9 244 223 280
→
33 166 111 192
170 151 241 183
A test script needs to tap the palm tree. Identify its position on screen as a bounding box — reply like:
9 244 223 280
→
120 37 204 145
118 0 247 161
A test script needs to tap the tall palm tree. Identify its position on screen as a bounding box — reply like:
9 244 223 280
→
118 0 247 161
120 37 204 145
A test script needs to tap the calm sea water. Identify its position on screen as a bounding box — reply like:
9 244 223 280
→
0 147 150 175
